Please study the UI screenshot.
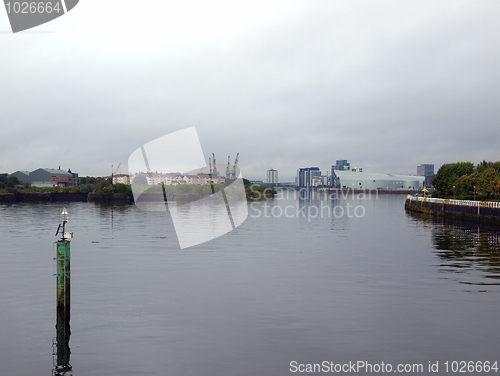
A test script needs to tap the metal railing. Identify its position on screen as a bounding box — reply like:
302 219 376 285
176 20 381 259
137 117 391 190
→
407 195 500 208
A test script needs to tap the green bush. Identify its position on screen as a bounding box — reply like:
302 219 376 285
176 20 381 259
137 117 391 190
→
114 183 132 194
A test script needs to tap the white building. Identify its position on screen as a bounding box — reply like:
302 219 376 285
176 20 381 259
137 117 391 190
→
267 169 278 184
131 172 224 186
103 174 131 185
312 175 329 187
331 171 424 189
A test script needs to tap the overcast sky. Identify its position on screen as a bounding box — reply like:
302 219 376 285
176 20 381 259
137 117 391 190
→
1 0 499 181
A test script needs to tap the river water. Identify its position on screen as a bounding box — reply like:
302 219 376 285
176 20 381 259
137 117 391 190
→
1 192 499 375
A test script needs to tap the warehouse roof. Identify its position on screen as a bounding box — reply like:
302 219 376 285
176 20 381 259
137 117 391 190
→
35 168 74 176
333 171 424 182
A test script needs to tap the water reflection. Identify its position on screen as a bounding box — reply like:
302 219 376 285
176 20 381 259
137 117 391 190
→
273 188 352 237
408 212 500 287
53 306 71 376
295 188 340 216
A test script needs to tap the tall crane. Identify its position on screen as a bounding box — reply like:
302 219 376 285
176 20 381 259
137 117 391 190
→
212 153 218 176
225 156 231 179
231 153 239 179
111 163 121 184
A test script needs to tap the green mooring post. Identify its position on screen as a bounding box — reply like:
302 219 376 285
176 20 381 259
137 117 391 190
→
53 208 73 376
55 208 72 309
56 240 70 308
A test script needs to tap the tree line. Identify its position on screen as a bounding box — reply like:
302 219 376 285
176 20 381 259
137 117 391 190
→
432 161 500 199
0 174 275 199
0 175 132 195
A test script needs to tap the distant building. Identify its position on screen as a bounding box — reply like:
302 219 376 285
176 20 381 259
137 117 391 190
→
267 169 278 184
30 168 77 187
331 170 424 190
333 160 350 171
10 171 30 183
417 164 434 176
130 172 224 186
417 164 435 186
330 164 360 183
312 175 329 187
297 167 321 187
103 174 131 185
9 168 77 187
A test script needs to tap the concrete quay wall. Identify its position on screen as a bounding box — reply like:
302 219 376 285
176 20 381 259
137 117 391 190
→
405 196 500 224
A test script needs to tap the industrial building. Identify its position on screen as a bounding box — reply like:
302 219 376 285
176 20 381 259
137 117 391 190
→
9 168 78 187
331 170 424 190
9 171 30 183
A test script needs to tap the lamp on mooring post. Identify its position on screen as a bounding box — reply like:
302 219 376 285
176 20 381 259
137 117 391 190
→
53 208 73 376
453 185 456 200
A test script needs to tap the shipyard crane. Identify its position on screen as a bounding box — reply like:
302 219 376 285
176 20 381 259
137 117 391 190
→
111 163 121 184
231 153 239 179
212 153 218 176
225 156 231 179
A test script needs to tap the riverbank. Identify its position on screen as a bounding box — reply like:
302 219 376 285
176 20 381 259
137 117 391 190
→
0 192 134 203
405 195 500 224
0 190 271 203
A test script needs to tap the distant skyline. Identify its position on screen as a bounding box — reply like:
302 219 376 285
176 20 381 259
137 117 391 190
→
1 1 499 182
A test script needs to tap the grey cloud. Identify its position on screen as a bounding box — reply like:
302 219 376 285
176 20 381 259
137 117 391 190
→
1 1 499 181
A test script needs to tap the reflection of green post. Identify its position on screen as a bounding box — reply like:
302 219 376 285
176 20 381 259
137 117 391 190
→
54 242 72 375
56 240 70 308
55 305 71 372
